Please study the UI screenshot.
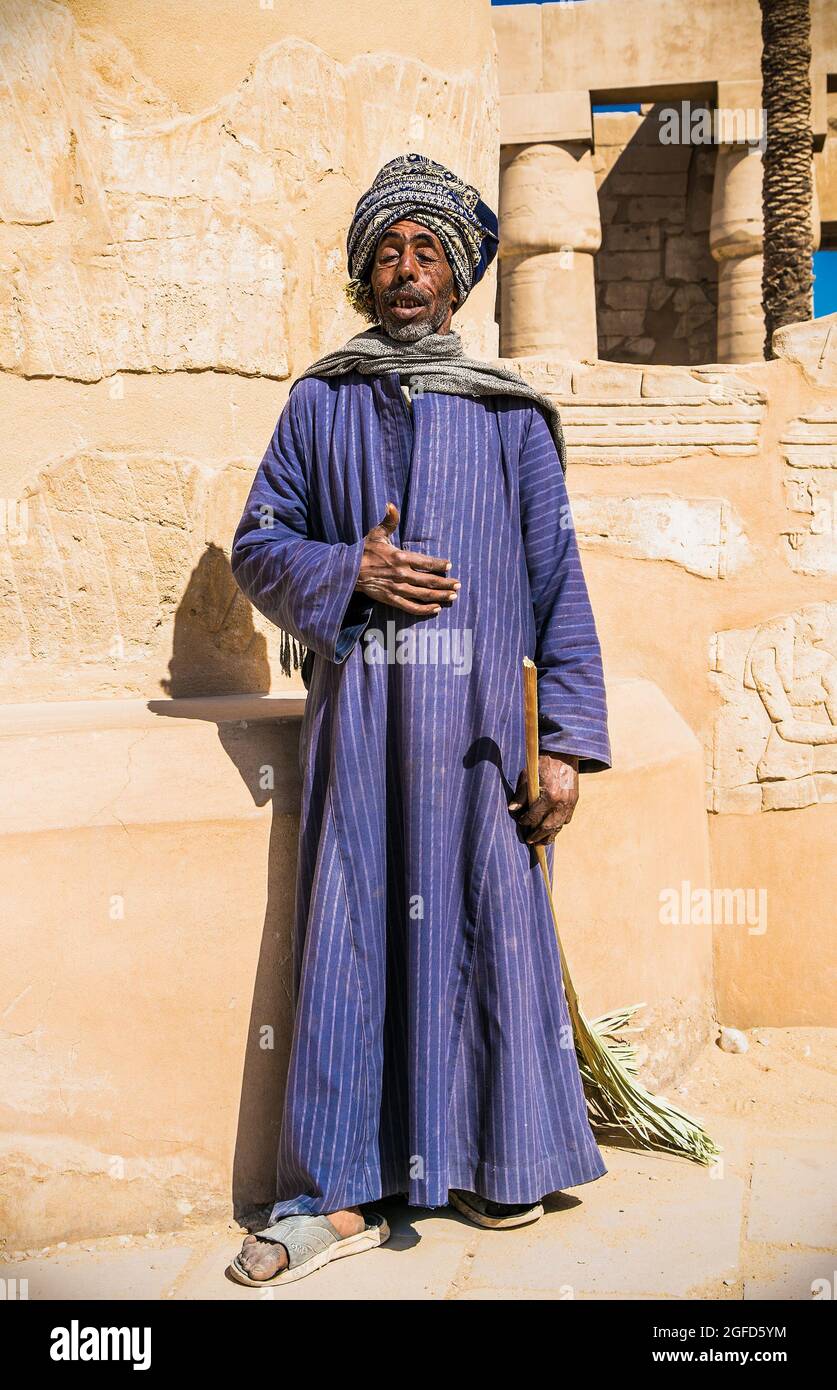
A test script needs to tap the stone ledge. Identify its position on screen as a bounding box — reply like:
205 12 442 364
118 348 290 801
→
0 692 306 739
500 90 593 145
0 680 702 835
0 693 307 833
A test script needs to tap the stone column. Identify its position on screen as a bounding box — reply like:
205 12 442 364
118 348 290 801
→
499 141 601 359
709 144 765 362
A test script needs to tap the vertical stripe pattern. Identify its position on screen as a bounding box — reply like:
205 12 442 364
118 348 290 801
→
231 372 612 1214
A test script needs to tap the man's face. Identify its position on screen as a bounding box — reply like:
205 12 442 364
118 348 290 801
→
370 219 459 342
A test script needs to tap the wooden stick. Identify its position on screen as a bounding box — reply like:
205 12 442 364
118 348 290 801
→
522 657 581 1019
522 657 541 808
520 661 720 1163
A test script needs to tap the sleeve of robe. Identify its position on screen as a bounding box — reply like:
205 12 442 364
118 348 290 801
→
229 386 374 664
519 403 612 774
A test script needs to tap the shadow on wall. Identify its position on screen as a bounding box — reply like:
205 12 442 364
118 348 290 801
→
160 542 271 699
595 103 718 366
157 542 302 1219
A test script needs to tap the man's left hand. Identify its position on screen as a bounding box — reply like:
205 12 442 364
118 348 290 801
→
508 753 579 845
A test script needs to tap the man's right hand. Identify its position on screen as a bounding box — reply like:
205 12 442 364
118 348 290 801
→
355 502 460 616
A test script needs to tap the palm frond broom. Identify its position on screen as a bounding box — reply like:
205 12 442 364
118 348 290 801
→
522 657 721 1165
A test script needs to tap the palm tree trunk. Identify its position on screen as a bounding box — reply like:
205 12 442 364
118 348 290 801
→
760 0 814 358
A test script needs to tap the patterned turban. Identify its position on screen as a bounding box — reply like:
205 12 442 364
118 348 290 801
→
344 152 499 318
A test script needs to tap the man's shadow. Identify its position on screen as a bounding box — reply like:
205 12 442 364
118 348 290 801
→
153 544 300 1226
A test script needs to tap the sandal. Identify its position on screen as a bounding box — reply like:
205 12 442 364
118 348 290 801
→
449 1189 543 1229
227 1211 390 1288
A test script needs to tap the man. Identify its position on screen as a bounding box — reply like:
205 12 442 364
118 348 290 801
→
227 153 611 1288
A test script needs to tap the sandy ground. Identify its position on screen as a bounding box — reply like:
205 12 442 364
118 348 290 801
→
2 1027 835 1300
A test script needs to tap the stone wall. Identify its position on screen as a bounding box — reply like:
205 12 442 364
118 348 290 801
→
494 0 837 367
1 0 835 1247
0 0 504 1246
505 318 837 1031
0 0 499 704
593 107 718 365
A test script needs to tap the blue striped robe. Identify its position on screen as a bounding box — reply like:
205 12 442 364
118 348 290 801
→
231 370 612 1215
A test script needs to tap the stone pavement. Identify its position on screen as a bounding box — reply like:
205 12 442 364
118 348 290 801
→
3 1028 834 1301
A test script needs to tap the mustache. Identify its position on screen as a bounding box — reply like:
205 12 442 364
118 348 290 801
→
383 287 429 306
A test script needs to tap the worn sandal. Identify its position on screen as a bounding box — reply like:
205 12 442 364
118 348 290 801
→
227 1211 390 1288
449 1189 543 1229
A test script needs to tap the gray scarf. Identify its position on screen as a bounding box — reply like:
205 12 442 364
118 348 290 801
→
294 325 567 471
276 326 567 681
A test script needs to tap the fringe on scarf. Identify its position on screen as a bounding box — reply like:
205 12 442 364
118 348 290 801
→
279 630 307 681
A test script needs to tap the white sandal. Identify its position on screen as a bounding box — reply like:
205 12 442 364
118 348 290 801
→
227 1211 390 1288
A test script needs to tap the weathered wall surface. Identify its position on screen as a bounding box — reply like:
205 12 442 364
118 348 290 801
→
0 0 504 1246
0 0 499 702
493 0 835 99
1 0 835 1247
508 317 837 1031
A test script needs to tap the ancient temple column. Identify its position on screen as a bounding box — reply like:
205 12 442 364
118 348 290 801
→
499 141 601 359
709 144 765 362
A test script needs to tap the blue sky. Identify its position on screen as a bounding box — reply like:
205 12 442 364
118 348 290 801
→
813 252 837 315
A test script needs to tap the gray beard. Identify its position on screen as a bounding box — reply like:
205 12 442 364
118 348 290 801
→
378 293 455 343
384 319 437 343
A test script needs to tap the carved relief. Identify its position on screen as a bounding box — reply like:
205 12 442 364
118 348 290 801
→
708 604 837 812
0 0 497 380
0 449 281 697
510 360 767 465
574 494 750 577
780 410 837 576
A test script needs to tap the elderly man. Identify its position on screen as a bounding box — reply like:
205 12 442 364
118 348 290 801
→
228 153 611 1288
